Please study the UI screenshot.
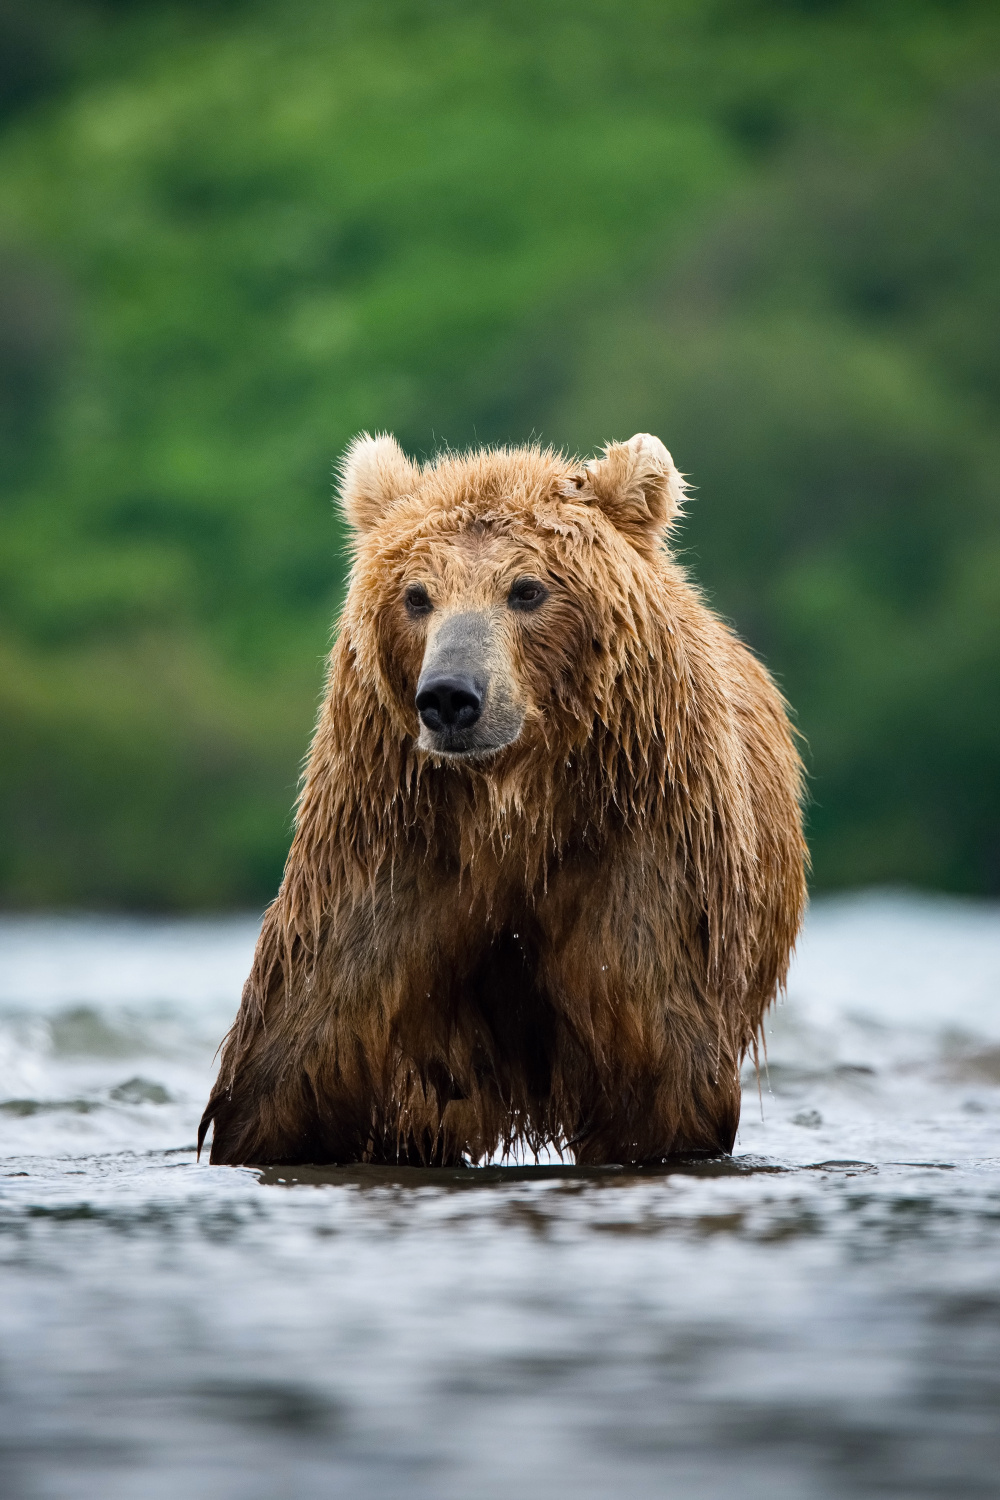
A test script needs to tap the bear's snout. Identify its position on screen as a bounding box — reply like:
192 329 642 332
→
414 608 524 757
416 674 483 732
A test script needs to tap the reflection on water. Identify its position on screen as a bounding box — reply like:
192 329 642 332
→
1 892 999 1499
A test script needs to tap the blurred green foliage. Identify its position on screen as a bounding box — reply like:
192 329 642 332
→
0 0 997 905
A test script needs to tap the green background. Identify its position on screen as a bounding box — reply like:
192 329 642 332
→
1 0 998 907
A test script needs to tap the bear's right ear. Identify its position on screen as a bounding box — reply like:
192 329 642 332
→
337 432 419 534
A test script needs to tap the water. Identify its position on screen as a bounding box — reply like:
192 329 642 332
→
2 892 999 1499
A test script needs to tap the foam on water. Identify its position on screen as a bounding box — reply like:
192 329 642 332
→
1 892 999 1499
0 913 257 1159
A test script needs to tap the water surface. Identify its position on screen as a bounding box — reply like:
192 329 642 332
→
2 892 999 1498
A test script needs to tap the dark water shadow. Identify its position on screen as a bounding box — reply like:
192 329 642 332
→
254 1155 792 1191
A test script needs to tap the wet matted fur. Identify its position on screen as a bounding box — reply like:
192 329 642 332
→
200 433 807 1166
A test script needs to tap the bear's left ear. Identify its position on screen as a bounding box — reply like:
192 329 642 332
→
566 433 685 554
337 432 419 534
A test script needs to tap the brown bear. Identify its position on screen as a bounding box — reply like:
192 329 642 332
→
200 433 807 1167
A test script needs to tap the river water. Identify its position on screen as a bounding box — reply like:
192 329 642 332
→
1 891 999 1499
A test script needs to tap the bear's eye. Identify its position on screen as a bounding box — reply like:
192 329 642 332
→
404 584 433 616
508 577 548 612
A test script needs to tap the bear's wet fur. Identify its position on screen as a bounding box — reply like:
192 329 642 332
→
200 433 807 1166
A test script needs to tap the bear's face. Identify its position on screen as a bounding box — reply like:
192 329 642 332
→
338 433 685 765
376 522 574 760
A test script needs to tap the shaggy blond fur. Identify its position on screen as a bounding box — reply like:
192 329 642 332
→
200 433 807 1166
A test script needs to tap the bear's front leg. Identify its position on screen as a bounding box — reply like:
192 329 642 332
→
537 858 742 1165
200 891 396 1166
201 871 505 1167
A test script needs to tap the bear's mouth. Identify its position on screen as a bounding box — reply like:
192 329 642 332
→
417 724 519 760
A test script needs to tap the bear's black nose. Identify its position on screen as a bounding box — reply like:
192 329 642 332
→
415 675 483 733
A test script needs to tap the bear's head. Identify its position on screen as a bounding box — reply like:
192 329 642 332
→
337 433 686 766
